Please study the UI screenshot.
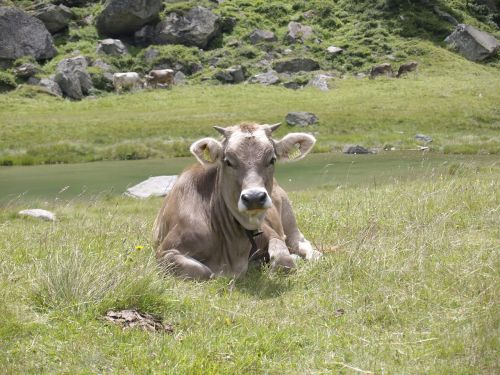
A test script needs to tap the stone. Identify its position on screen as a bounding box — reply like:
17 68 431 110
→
415 134 433 143
134 24 156 46
283 81 303 90
54 55 93 100
31 3 74 34
0 7 56 62
90 59 114 91
154 6 221 49
125 176 178 199
143 48 159 63
445 24 500 61
285 112 318 127
343 145 371 154
326 46 343 55
433 6 458 25
13 63 40 79
369 63 392 79
285 22 314 43
273 58 320 73
214 65 245 84
38 78 63 97
54 0 98 6
307 74 333 91
96 38 128 56
18 209 56 221
248 29 277 44
248 70 280 85
96 0 162 37
174 71 186 85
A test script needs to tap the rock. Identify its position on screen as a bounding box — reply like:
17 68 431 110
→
31 3 73 34
13 63 40 79
174 71 186 85
369 63 392 79
343 145 371 154
125 176 178 199
0 7 56 62
154 6 221 49
248 29 277 44
433 5 458 25
54 0 98 6
215 65 245 84
90 59 114 91
143 48 159 63
134 24 156 46
104 309 174 333
273 58 320 73
307 74 333 91
96 0 162 37
54 55 92 100
415 134 433 143
248 70 280 85
96 38 128 56
445 24 500 61
285 112 318 127
326 46 343 55
285 21 314 43
283 81 303 90
38 77 63 97
18 209 56 221
396 61 418 78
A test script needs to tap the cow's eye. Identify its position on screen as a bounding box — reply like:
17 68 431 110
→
224 158 233 167
269 157 277 166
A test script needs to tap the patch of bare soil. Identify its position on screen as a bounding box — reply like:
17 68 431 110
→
104 309 174 333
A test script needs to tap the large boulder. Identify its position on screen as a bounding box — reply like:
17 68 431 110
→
54 55 92 100
154 6 221 49
285 22 314 43
30 3 74 34
125 176 178 199
96 39 128 56
285 112 318 127
273 58 320 73
38 77 63 97
445 24 500 61
307 74 334 91
96 0 162 37
248 70 280 85
0 7 57 62
248 29 277 44
214 65 245 84
13 63 40 79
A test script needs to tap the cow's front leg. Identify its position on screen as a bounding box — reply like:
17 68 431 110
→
268 238 296 272
158 249 214 281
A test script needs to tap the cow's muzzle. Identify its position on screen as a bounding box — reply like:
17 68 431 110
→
238 189 272 212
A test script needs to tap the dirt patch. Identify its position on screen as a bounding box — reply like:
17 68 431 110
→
104 309 174 333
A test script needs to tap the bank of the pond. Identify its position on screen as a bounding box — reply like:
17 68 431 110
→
0 152 497 203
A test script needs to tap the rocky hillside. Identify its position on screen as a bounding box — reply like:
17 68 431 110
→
0 0 499 99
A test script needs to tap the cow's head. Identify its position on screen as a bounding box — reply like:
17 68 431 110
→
190 123 315 230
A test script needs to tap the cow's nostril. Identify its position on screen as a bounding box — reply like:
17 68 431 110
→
257 192 267 204
241 194 250 204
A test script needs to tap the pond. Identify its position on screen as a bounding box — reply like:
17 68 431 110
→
0 152 496 203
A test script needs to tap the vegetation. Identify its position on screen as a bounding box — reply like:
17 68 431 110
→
1 159 498 373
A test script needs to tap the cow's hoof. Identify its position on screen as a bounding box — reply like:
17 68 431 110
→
271 254 296 273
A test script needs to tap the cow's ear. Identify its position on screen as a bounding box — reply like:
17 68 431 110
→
190 138 223 165
275 133 316 162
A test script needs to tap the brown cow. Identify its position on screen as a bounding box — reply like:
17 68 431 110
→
145 69 175 88
396 61 418 78
369 63 393 79
153 123 321 280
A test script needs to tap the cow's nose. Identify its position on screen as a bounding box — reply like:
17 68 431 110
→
241 191 269 210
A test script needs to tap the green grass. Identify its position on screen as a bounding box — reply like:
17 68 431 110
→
1 159 498 373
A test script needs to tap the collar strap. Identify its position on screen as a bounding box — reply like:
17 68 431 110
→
245 229 263 260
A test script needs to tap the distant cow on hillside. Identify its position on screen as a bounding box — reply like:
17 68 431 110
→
397 61 419 78
369 63 393 79
113 72 143 93
145 69 175 89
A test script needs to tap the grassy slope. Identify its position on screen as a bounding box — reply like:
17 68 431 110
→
0 162 498 373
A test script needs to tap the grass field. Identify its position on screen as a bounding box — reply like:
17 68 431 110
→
0 157 498 373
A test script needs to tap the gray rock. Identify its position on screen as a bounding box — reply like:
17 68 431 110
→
31 3 73 34
96 38 128 56
143 47 160 63
307 74 333 91
415 134 433 143
248 29 277 44
54 0 98 6
326 46 343 55
0 7 56 62
38 77 63 97
125 176 178 199
90 59 114 91
283 81 303 90
18 209 56 221
433 6 458 26
273 58 320 73
54 55 92 100
285 112 318 127
13 63 40 79
96 0 162 37
248 70 280 85
369 63 392 79
154 6 221 49
215 65 245 84
445 24 500 61
174 71 186 85
134 24 156 46
286 21 314 43
343 145 370 154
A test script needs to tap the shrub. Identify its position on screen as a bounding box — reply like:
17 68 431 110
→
0 72 17 93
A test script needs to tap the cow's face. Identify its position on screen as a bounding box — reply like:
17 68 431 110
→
190 123 315 230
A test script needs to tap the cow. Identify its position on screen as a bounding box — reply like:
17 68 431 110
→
396 61 418 78
145 69 175 89
369 63 393 79
153 122 322 280
113 72 143 93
